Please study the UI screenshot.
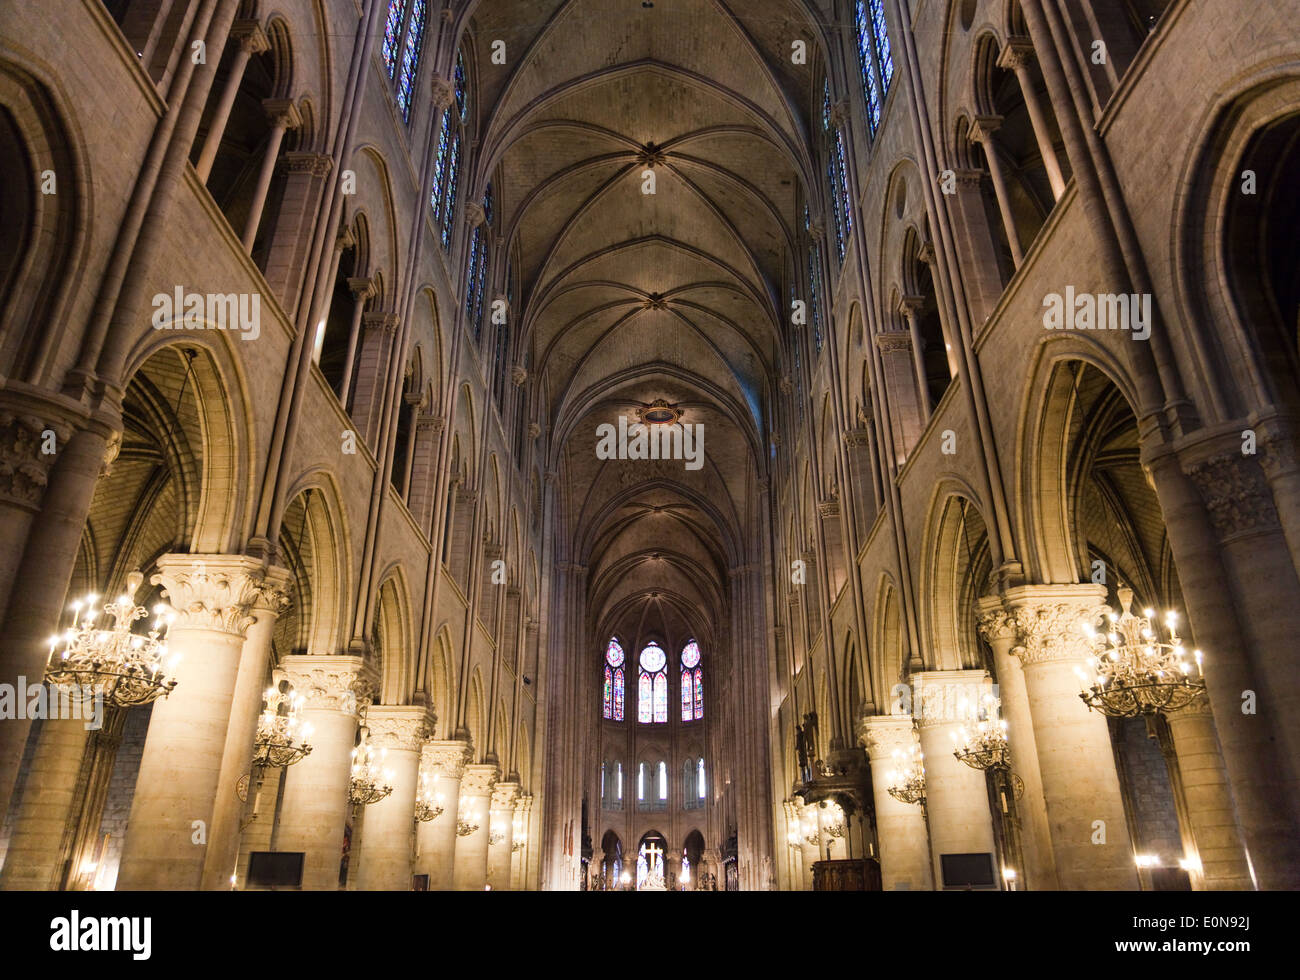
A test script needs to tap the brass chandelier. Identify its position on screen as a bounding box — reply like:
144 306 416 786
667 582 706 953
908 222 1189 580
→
415 772 445 822
1079 586 1206 717
44 571 178 708
951 695 1010 771
252 680 313 769
348 726 394 806
885 744 926 806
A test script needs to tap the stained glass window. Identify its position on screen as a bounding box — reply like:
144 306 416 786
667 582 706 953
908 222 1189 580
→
441 131 460 249
658 760 667 800
604 638 624 721
638 762 646 799
855 0 893 135
396 0 427 121
382 0 407 79
639 643 668 723
617 762 623 799
697 757 706 799
809 244 824 354
454 49 467 120
464 227 481 320
681 640 702 721
823 82 852 266
869 0 894 90
430 116 450 214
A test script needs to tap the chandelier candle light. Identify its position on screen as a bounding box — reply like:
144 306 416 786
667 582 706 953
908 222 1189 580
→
456 805 481 837
415 772 445 822
1078 585 1206 717
252 680 313 769
45 571 179 708
348 726 395 806
885 743 926 806
951 695 1010 771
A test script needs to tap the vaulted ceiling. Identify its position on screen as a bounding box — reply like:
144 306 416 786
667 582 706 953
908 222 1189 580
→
469 0 824 654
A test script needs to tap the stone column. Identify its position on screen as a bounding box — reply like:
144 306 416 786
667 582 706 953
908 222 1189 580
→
997 39 1066 200
916 240 960 379
0 719 91 890
116 555 263 890
912 671 998 888
200 565 292 890
274 655 376 890
452 764 497 890
861 714 933 891
977 600 1060 889
352 705 432 890
1164 697 1253 889
195 20 269 182
337 278 375 407
349 312 400 446
970 115 1024 266
510 793 533 889
415 739 470 889
898 294 932 420
875 332 923 460
486 781 519 890
241 98 301 251
1005 584 1138 889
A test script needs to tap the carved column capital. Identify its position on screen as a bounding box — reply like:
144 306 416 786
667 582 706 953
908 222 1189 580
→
996 37 1036 72
230 20 270 55
430 76 456 110
1001 584 1110 667
970 115 1004 145
909 669 991 727
365 704 434 752
152 554 267 637
421 739 473 780
262 98 302 131
1184 452 1280 540
465 202 486 228
897 294 926 319
875 331 913 353
951 167 985 189
843 427 871 448
347 276 375 301
511 365 528 386
460 763 499 798
280 654 378 716
0 412 70 510
362 311 400 334
491 781 521 810
251 564 294 617
859 713 917 760
284 152 332 177
818 497 840 519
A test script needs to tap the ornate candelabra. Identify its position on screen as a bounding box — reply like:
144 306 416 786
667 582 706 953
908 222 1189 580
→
252 680 313 769
348 726 394 806
44 571 178 708
1079 586 1206 717
512 817 527 852
886 744 926 806
415 772 445 822
456 807 481 837
487 828 506 846
952 695 1010 771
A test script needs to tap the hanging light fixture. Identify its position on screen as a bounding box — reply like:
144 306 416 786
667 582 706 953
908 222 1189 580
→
415 771 445 822
252 679 313 769
348 726 394 805
45 571 178 708
456 804 481 837
885 743 926 806
1078 585 1206 717
952 694 1010 771
511 816 527 852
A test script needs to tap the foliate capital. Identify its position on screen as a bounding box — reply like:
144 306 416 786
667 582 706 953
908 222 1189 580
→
365 704 434 752
491 781 521 811
422 739 473 780
280 654 378 715
460 763 499 798
997 38 1036 72
859 713 917 760
152 554 266 637
1002 584 1110 667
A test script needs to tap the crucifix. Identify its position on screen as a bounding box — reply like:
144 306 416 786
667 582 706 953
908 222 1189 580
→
643 842 663 876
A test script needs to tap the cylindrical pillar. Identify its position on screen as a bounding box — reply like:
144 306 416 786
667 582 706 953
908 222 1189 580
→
912 671 998 888
415 740 469 889
971 116 1025 266
862 714 934 891
274 654 376 890
116 555 264 890
487 781 520 890
194 21 269 182
240 99 300 251
1005 584 1139 889
201 565 291 889
452 764 497 890
337 278 375 406
997 39 1066 200
978 600 1060 889
351 705 431 890
1165 698 1254 889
